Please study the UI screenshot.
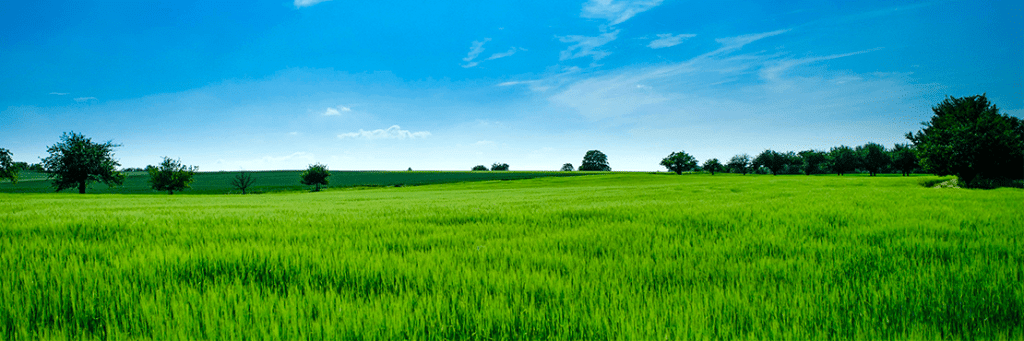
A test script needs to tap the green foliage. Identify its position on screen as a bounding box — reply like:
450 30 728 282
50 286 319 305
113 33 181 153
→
702 158 722 175
560 163 574 172
752 150 790 175
727 154 751 175
147 157 198 195
231 172 256 194
41 132 125 194
0 174 1020 340
857 142 890 176
828 146 860 176
472 165 488 171
907 94 1024 186
0 148 17 184
490 162 509 171
300 163 331 192
579 150 611 171
660 151 697 175
798 150 827 175
891 144 918 176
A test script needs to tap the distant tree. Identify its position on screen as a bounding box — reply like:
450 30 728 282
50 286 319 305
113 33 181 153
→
0 148 18 184
906 94 1024 186
490 162 510 171
41 132 125 194
408 167 413 171
148 157 198 195
561 163 574 172
579 150 611 171
798 150 827 175
727 154 751 175
231 171 256 194
25 163 45 172
828 145 860 176
856 142 890 176
752 150 790 175
472 165 488 171
659 151 697 175
13 162 28 172
300 163 330 192
890 143 918 176
703 158 722 175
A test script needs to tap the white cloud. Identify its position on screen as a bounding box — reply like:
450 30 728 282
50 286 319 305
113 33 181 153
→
338 125 431 140
74 97 97 103
487 47 520 60
461 38 491 68
294 0 331 8
712 29 789 55
558 30 619 61
49 92 68 96
758 48 883 82
648 33 696 49
581 0 663 25
322 106 352 116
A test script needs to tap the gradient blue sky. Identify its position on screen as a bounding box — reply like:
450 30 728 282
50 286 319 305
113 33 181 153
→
2 0 1021 171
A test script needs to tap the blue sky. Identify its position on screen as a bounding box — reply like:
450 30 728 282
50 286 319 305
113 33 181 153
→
1 0 1021 171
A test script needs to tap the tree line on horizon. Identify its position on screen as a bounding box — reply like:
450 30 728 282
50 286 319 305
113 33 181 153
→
1 94 1021 193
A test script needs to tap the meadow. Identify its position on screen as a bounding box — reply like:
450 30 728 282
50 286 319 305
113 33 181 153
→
0 173 1021 340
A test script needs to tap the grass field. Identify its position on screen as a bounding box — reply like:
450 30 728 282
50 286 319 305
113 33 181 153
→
0 170 584 194
1 173 1021 340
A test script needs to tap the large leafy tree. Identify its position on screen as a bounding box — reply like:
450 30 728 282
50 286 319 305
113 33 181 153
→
148 157 198 195
0 148 18 184
798 150 827 175
579 150 611 171
727 154 751 175
857 142 890 176
828 145 860 176
300 163 330 192
906 94 1024 185
660 151 697 175
703 158 722 175
752 150 789 175
41 132 125 194
890 144 919 176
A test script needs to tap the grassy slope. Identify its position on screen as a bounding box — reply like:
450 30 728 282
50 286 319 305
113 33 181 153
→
0 170 584 194
0 174 1021 340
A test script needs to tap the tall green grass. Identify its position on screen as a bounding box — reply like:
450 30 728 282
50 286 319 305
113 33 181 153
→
0 174 1021 339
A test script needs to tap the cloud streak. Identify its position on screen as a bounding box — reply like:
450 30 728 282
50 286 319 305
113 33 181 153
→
648 33 696 49
74 97 97 103
581 0 664 25
322 106 352 116
338 125 431 140
462 38 491 68
558 31 619 61
294 0 331 8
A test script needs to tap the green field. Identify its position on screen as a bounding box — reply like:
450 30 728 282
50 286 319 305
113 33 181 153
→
1 173 1021 340
0 170 584 194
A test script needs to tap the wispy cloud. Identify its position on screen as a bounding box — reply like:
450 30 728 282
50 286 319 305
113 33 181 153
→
338 125 431 140
49 92 68 96
558 30 619 61
581 0 664 25
712 29 789 55
648 33 696 49
462 38 491 68
759 48 883 82
294 0 331 8
322 106 352 116
487 47 521 61
74 97 97 103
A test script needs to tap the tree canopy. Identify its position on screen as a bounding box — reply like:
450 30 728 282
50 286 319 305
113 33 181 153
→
752 150 789 176
703 158 722 175
41 132 125 194
300 163 330 192
660 151 697 175
907 94 1024 186
727 154 751 175
857 142 890 176
560 163 574 172
490 162 509 171
828 146 859 176
579 150 611 171
891 144 918 176
148 157 198 195
798 150 827 175
0 148 18 184
471 165 488 171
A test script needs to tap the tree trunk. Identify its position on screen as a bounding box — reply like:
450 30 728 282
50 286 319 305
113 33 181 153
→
78 181 86 194
169 190 173 195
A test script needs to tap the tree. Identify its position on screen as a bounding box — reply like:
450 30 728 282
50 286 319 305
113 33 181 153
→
828 145 860 176
561 163 574 171
0 148 18 184
472 165 488 171
231 171 256 194
857 142 890 176
41 132 125 194
490 162 509 171
579 150 611 171
148 157 198 195
727 154 751 175
798 150 827 175
703 158 722 175
752 150 789 175
906 94 1024 186
891 144 918 176
300 163 330 192
659 151 697 175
